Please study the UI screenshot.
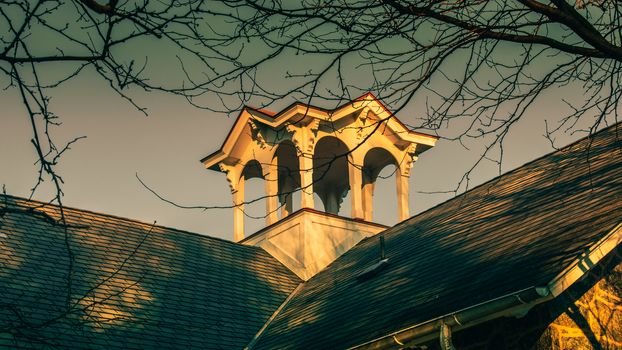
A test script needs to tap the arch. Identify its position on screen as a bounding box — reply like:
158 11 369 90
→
362 147 400 223
273 140 301 217
241 159 264 180
239 159 267 236
313 136 350 215
363 147 399 183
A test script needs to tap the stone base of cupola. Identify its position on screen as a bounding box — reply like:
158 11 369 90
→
240 209 387 280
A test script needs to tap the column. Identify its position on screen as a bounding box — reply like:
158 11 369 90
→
326 191 339 214
362 181 374 221
349 160 364 219
280 177 293 218
299 153 314 209
263 163 279 226
287 121 318 211
396 167 409 221
233 176 245 242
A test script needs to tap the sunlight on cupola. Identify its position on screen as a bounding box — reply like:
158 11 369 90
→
201 93 437 280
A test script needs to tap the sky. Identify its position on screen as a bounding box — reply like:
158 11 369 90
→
1 3 613 241
0 64 593 241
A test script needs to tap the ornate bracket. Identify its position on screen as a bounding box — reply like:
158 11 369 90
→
219 162 239 193
248 119 268 149
356 107 371 140
402 144 419 177
286 120 319 156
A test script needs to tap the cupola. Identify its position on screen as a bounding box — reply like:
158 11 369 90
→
201 93 437 279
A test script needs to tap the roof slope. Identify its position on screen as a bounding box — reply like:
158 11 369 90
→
253 124 622 349
0 196 301 349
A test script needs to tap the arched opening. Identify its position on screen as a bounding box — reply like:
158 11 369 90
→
363 148 399 225
273 140 300 218
313 193 325 212
313 136 350 215
241 160 266 235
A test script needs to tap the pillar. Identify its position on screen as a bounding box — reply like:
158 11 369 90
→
233 176 245 242
299 153 314 209
325 191 339 214
280 177 293 218
362 181 374 221
396 168 409 221
264 163 279 226
349 161 364 219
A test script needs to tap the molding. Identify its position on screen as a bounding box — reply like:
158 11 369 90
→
201 93 438 169
547 222 622 297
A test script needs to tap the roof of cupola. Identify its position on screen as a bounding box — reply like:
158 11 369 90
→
200 92 438 170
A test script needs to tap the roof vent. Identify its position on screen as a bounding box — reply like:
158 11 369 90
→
380 234 386 260
357 234 389 281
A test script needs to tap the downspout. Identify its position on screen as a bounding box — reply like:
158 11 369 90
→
348 286 552 350
439 322 455 350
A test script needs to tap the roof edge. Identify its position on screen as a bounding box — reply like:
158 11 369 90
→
348 286 552 350
245 282 305 350
200 108 249 168
388 123 621 233
0 194 244 248
547 221 622 297
349 220 622 349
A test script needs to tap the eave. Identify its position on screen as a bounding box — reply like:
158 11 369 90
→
200 93 439 171
349 221 622 349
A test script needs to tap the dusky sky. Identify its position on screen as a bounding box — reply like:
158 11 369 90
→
0 65 594 240
2 1 616 240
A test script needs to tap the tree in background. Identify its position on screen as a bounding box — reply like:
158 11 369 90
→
1 0 621 343
2 0 621 201
2 0 227 207
207 0 621 189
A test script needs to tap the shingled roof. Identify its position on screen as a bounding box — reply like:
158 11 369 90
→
2 124 621 350
251 124 622 349
0 196 301 349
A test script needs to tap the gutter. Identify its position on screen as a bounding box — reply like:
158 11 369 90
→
350 221 622 350
349 286 552 349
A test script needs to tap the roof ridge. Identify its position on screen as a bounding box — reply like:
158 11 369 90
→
0 193 246 248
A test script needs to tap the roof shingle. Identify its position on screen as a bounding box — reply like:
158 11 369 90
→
0 197 301 349
253 124 622 349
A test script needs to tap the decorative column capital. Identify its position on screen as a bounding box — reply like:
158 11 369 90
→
286 119 319 156
401 144 419 177
219 162 241 193
248 119 268 149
